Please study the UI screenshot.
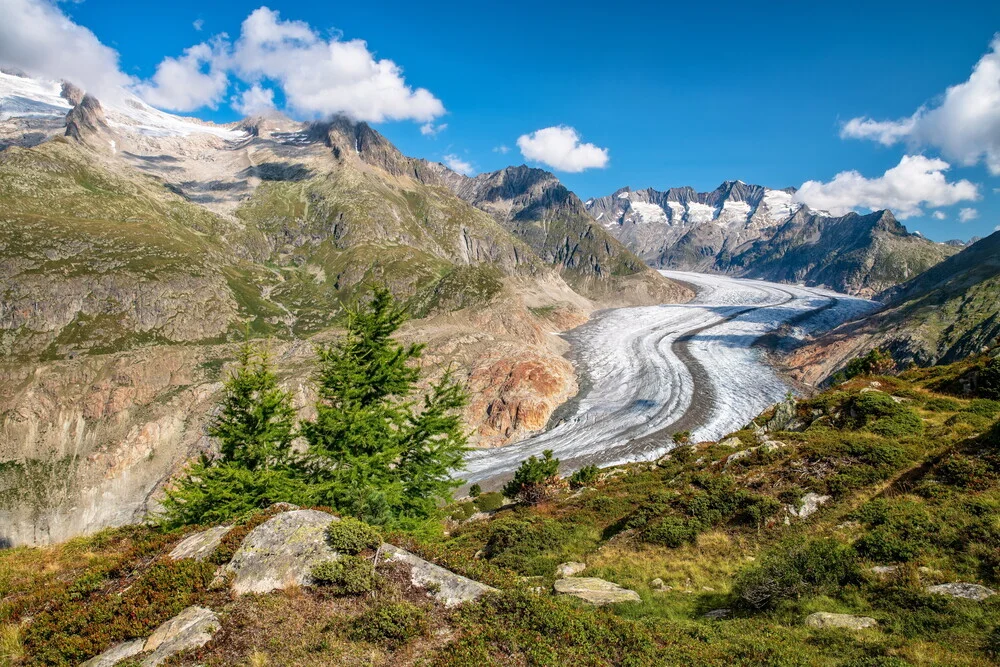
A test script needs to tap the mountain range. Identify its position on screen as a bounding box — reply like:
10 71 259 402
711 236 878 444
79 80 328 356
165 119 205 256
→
587 182 959 297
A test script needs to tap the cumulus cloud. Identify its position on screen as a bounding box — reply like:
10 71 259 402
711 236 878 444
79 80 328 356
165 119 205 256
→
932 211 947 220
958 207 979 222
516 126 609 172
227 7 444 122
841 35 1000 175
443 153 475 176
0 0 132 99
1 1 444 124
231 83 276 116
133 39 229 111
193 18 204 31
420 122 447 136
793 155 980 219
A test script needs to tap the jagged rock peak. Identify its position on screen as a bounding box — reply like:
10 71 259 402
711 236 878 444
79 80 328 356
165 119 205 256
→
65 94 110 142
60 81 84 106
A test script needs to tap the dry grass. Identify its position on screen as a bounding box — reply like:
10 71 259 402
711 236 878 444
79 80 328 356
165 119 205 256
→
0 623 23 667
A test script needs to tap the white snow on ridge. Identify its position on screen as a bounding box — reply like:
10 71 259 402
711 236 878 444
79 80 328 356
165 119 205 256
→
0 70 245 141
686 201 715 224
718 199 752 224
464 271 878 484
0 71 71 121
629 201 668 224
761 189 801 222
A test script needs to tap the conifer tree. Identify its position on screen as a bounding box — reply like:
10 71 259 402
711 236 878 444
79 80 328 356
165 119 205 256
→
301 287 469 524
160 341 303 527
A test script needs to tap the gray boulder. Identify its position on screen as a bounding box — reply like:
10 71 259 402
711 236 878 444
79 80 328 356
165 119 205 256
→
786 493 831 520
141 605 220 666
380 543 496 607
704 608 731 620
169 525 231 561
222 509 340 595
553 577 641 605
805 612 877 630
925 583 996 601
555 561 587 577
79 639 145 667
766 397 797 432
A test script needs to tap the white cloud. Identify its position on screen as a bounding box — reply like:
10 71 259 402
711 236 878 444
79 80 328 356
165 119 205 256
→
228 7 444 122
516 126 608 172
841 35 1000 175
442 153 475 176
193 18 204 31
793 155 980 219
958 207 979 222
133 39 229 112
493 145 510 154
231 83 275 116
932 211 947 220
420 122 447 136
0 0 132 100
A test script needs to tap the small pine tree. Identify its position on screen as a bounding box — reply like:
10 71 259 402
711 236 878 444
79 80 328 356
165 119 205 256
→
160 341 302 527
209 341 297 470
301 287 469 524
503 449 561 504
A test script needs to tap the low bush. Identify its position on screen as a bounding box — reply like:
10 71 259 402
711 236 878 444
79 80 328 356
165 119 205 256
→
923 396 961 412
569 465 599 489
968 398 1000 417
326 518 382 555
348 601 428 647
853 499 935 563
734 538 862 609
311 555 376 595
483 515 573 576
641 517 697 547
468 484 482 498
474 491 504 513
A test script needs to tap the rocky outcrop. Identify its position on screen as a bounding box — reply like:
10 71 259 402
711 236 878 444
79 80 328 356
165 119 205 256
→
169 525 231 561
786 493 831 520
65 94 111 144
381 544 496 606
81 606 220 667
925 583 996 601
553 577 641 605
804 612 877 630
222 510 340 595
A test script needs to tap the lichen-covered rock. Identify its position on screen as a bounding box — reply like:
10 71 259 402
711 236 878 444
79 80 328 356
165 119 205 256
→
704 608 731 620
79 639 145 667
141 605 220 666
553 577 641 605
786 493 831 519
222 509 340 595
766 397 798 432
925 582 996 601
555 561 586 577
169 525 231 561
381 544 496 607
804 612 877 630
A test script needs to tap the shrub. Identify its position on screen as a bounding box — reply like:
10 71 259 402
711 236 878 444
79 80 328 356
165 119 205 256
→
450 501 477 521
937 455 995 490
841 348 896 380
503 450 561 504
568 465 599 489
348 601 428 647
483 516 572 576
642 517 697 548
474 491 504 513
311 555 376 595
325 518 382 555
924 397 961 412
945 411 993 431
867 411 924 437
853 499 935 563
733 538 862 609
968 398 1000 417
979 359 1000 400
468 484 482 498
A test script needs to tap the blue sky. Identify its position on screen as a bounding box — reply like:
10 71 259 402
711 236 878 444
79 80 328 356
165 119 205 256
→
7 0 1000 241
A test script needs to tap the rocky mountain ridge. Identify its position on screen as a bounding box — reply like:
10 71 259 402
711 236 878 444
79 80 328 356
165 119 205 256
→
587 181 957 297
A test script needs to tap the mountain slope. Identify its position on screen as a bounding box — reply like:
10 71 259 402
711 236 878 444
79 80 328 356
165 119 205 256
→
587 181 956 296
424 164 690 304
0 71 692 546
786 230 1000 384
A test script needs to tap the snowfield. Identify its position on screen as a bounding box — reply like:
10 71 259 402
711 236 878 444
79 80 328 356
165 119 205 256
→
464 271 878 486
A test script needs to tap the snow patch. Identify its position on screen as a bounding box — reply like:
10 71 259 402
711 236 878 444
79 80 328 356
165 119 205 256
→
629 201 668 224
686 202 715 224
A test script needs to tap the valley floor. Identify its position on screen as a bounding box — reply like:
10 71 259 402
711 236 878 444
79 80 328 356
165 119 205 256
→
464 271 877 486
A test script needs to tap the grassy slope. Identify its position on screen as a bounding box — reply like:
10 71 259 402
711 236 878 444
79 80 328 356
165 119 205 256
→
6 357 999 666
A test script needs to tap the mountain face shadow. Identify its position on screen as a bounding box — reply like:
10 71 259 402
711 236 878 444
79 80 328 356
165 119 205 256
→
241 162 313 182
